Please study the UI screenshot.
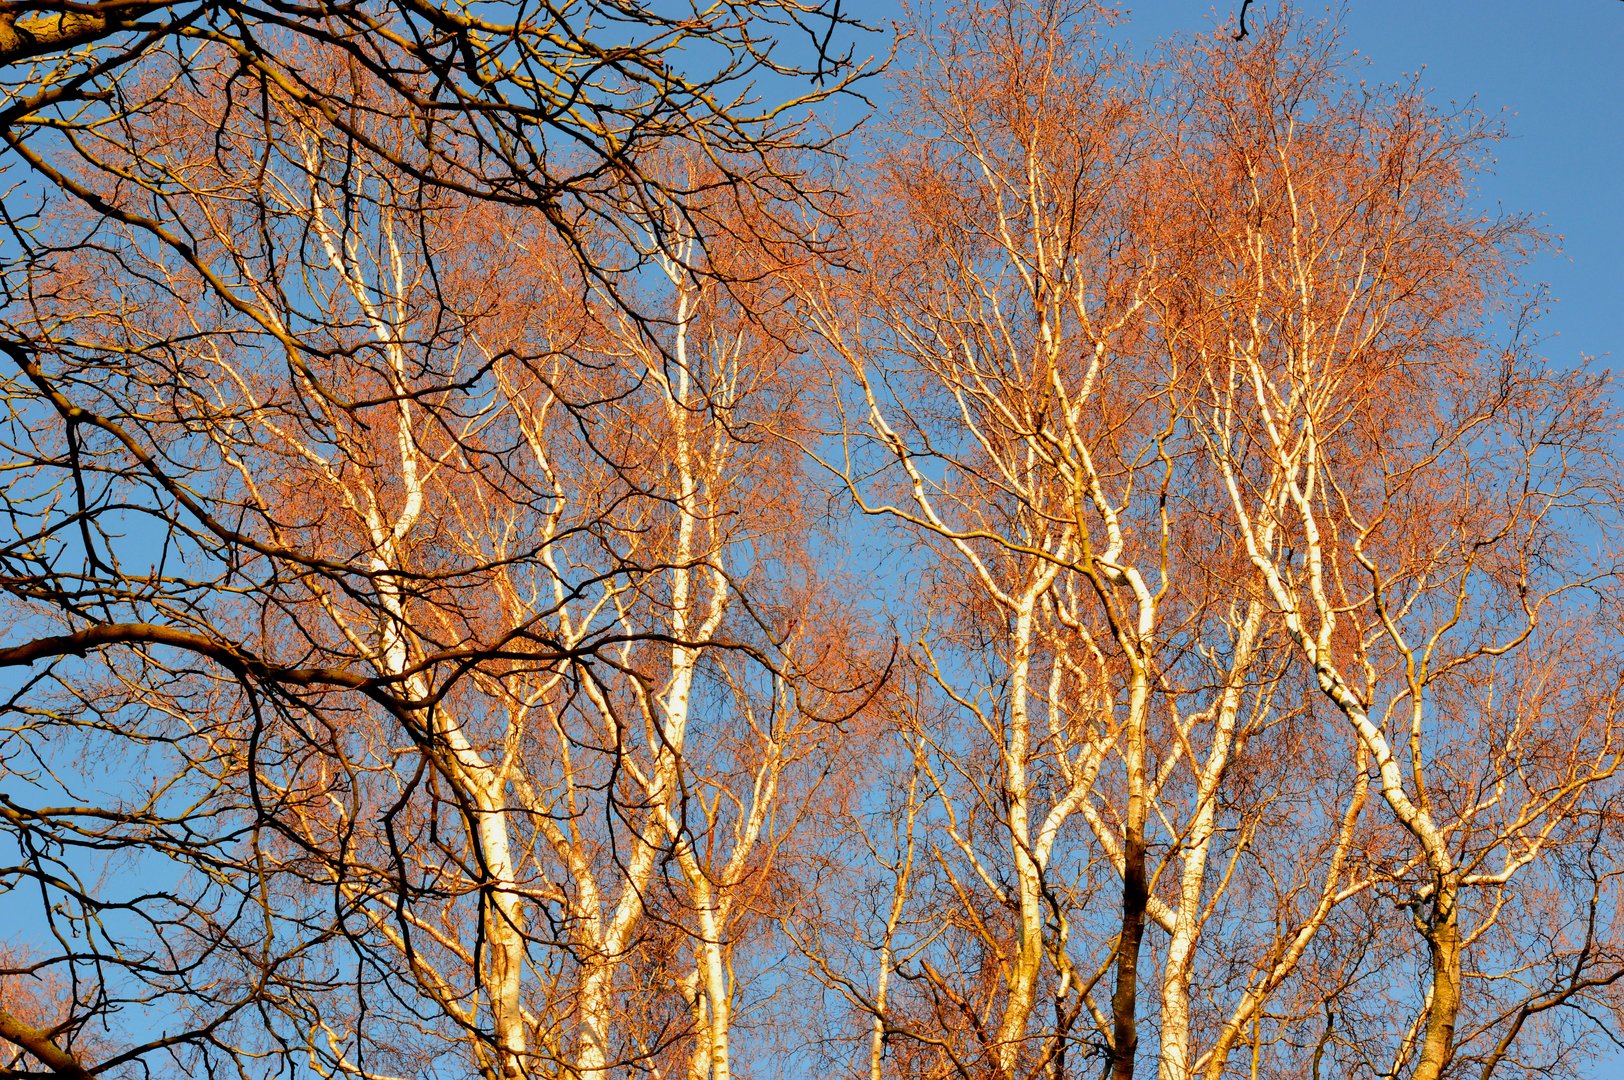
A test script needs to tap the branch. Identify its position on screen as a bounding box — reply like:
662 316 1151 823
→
0 1005 91 1080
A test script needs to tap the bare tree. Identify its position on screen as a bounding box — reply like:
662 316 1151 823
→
4 4 1622 1080
1165 19 1624 1079
788 5 1624 1080
0 5 868 1077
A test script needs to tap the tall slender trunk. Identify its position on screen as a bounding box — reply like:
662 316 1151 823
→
995 826 1046 1079
870 962 891 1080
1160 606 1262 1080
871 769 918 1080
1111 778 1147 1080
1111 666 1152 1080
478 808 529 1079
694 886 733 1080
1411 883 1461 1080
1157 807 1208 1080
578 960 615 1080
681 965 710 1080
572 755 661 1080
993 590 1055 1078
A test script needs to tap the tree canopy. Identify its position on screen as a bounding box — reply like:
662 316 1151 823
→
0 3 1619 1079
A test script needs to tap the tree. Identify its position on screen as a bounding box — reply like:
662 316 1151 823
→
0 4 869 1077
4 2 1622 1079
0 0 863 270
789 4 1624 1079
1165 19 1624 1079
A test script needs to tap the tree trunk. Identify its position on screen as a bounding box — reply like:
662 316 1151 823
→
578 961 615 1080
992 593 1052 1079
479 812 529 1079
1411 884 1462 1080
695 884 734 1080
1111 809 1147 1080
1112 677 1151 1080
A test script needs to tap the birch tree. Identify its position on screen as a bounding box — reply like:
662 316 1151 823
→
3 4 1622 1080
1161 20 1624 1079
793 5 1624 1079
0 18 859 1077
793 7 1340 1077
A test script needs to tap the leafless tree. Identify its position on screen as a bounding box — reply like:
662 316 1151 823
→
0 4 870 1077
